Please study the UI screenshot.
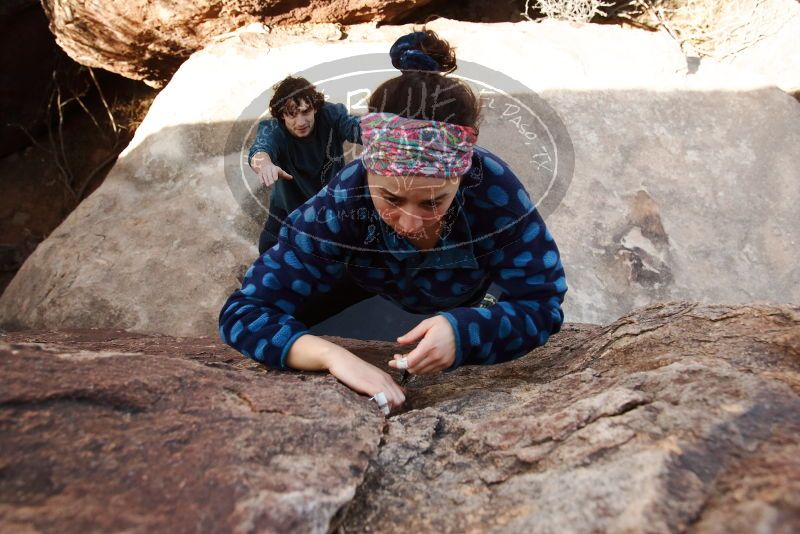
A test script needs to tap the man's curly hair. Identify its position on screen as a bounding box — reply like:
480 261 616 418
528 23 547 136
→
269 76 325 125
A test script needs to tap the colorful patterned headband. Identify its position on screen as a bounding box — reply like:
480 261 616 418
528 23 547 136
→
359 112 478 178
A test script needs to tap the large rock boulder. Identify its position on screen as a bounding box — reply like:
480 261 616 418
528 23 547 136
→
42 0 800 92
1 19 798 336
1 302 799 531
41 0 437 85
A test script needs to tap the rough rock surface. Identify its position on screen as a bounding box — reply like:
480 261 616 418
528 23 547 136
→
1 302 799 532
343 302 800 532
42 0 800 91
1 19 798 335
0 329 385 532
41 0 436 85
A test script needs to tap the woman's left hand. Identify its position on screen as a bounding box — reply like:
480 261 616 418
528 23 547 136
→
389 316 456 374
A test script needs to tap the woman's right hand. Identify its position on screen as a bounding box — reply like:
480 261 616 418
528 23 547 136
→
327 351 406 412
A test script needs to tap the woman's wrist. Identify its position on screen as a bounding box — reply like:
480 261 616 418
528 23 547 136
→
319 341 355 371
285 334 350 371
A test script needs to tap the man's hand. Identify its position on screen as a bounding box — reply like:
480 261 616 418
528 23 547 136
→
251 152 293 188
389 316 456 375
255 163 293 188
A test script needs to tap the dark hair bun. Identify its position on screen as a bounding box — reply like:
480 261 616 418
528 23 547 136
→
389 30 457 74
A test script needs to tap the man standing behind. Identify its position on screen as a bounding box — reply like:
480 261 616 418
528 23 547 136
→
249 76 362 253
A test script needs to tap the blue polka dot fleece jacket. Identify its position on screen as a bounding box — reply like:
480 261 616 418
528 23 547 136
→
219 147 567 371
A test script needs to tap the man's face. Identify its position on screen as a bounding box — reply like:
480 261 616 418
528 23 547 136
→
282 99 315 138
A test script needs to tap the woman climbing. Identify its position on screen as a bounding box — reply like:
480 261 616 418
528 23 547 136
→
219 30 567 414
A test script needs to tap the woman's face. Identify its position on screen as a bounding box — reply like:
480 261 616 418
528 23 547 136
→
368 173 461 241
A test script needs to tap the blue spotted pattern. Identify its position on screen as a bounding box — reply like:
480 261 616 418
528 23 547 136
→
519 299 541 312
468 322 481 345
525 315 538 336
514 251 533 267
483 156 504 176
517 189 533 210
230 320 244 343
263 255 281 269
284 250 303 270
303 262 322 279
499 316 512 338
339 164 358 181
291 280 312 296
543 250 558 268
476 308 492 319
554 277 567 292
234 304 255 316
247 312 271 332
294 233 314 254
254 339 269 360
526 275 545 285
523 222 540 243
272 325 292 346
332 185 348 204
499 302 516 316
275 299 296 314
487 185 509 207
325 209 341 234
219 149 566 370
224 300 241 316
318 240 340 256
500 268 526 280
